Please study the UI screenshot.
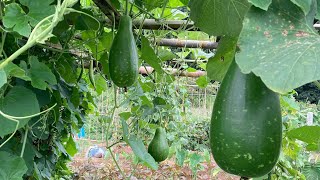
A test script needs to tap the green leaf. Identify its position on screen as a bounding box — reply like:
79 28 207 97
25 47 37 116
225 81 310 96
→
179 0 190 6
176 149 187 167
28 117 49 140
248 0 272 11
282 139 301 159
189 153 203 171
27 56 57 90
280 96 300 111
236 0 320 94
0 69 6 89
3 3 30 37
168 0 185 7
186 67 197 72
121 118 129 143
119 112 132 120
306 143 319 151
189 0 251 36
196 76 208 88
287 126 320 144
128 135 158 170
206 36 238 81
110 0 121 9
4 62 30 81
56 57 78 84
54 140 68 156
141 0 165 10
158 49 176 61
0 151 28 180
99 52 110 79
141 36 163 73
153 97 167 106
290 0 313 15
93 74 107 95
65 136 77 156
74 12 100 31
1 138 36 175
302 164 320 179
81 31 113 59
317 0 320 19
0 86 40 137
3 0 55 36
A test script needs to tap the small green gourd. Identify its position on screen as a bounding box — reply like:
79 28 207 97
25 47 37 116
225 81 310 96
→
148 127 169 162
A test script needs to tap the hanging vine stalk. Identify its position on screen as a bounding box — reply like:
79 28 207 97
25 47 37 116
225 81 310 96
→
0 103 57 148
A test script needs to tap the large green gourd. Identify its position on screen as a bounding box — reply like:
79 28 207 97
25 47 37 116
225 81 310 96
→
109 15 138 87
148 127 169 162
210 59 282 178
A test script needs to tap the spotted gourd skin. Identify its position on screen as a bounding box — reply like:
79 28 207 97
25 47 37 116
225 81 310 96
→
210 59 282 178
109 15 138 87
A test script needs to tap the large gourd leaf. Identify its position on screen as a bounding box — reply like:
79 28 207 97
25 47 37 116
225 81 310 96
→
236 0 320 94
317 0 320 19
302 163 320 179
141 36 164 74
286 126 320 144
290 0 313 15
28 56 57 90
1 138 36 175
3 0 55 37
248 0 272 10
189 0 251 36
206 36 238 81
0 86 40 137
0 151 28 180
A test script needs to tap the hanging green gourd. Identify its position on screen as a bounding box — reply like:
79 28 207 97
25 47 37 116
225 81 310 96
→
108 1 138 87
210 59 282 178
148 127 169 162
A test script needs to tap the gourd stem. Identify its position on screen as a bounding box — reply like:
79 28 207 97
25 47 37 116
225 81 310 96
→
125 0 129 16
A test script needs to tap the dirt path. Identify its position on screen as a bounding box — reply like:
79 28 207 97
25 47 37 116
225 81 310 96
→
69 141 238 180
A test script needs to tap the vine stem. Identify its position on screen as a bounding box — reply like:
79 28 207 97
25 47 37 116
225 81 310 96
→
0 1 5 58
106 86 118 147
108 148 126 179
0 118 19 148
160 0 169 19
20 127 29 157
0 32 6 58
104 86 127 179
0 41 34 69
0 103 56 148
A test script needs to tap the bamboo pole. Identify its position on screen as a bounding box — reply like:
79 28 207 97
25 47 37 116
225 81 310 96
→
155 38 218 49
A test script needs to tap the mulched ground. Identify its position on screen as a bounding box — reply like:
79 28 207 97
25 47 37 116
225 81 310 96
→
69 140 238 180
